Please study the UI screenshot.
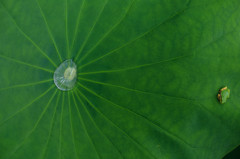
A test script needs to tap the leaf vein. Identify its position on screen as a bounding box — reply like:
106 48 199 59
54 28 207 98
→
35 0 63 62
73 91 124 159
0 2 57 67
70 0 86 51
0 85 55 127
77 0 136 65
72 92 101 159
75 0 109 61
78 78 194 102
0 79 53 92
41 91 61 159
77 6 189 69
78 54 192 73
68 92 80 159
78 83 197 150
6 89 58 159
77 87 157 159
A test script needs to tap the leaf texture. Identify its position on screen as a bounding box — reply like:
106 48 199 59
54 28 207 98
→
0 0 240 158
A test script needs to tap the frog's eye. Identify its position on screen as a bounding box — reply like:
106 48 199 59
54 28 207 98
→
54 59 77 91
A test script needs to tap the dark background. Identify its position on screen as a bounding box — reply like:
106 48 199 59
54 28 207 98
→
223 145 240 159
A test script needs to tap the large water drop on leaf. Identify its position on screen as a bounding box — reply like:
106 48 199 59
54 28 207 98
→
54 59 77 91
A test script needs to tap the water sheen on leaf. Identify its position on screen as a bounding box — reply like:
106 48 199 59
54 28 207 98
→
54 59 77 91
0 0 240 159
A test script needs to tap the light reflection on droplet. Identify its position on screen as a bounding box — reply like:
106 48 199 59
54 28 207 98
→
54 59 77 91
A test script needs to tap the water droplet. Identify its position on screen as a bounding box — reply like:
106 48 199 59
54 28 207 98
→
54 59 77 91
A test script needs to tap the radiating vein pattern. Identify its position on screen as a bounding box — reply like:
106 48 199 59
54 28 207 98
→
5 89 57 159
71 92 101 159
76 0 136 64
0 2 57 68
76 88 158 159
73 91 124 159
40 91 61 159
77 77 195 102
1 0 240 159
0 54 54 73
0 85 55 127
77 54 192 74
0 79 53 92
75 0 109 61
77 82 196 148
70 0 86 51
76 3 190 68
35 0 63 62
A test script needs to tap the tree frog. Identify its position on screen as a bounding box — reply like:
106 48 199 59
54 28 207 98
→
217 86 230 104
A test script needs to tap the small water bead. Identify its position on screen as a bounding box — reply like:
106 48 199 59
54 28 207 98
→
54 59 77 91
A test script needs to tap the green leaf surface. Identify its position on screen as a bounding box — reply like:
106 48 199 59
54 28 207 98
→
0 0 240 158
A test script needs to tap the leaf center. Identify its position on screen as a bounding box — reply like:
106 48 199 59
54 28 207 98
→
54 59 77 91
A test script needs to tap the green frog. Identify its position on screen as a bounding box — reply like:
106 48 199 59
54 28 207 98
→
217 86 230 104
